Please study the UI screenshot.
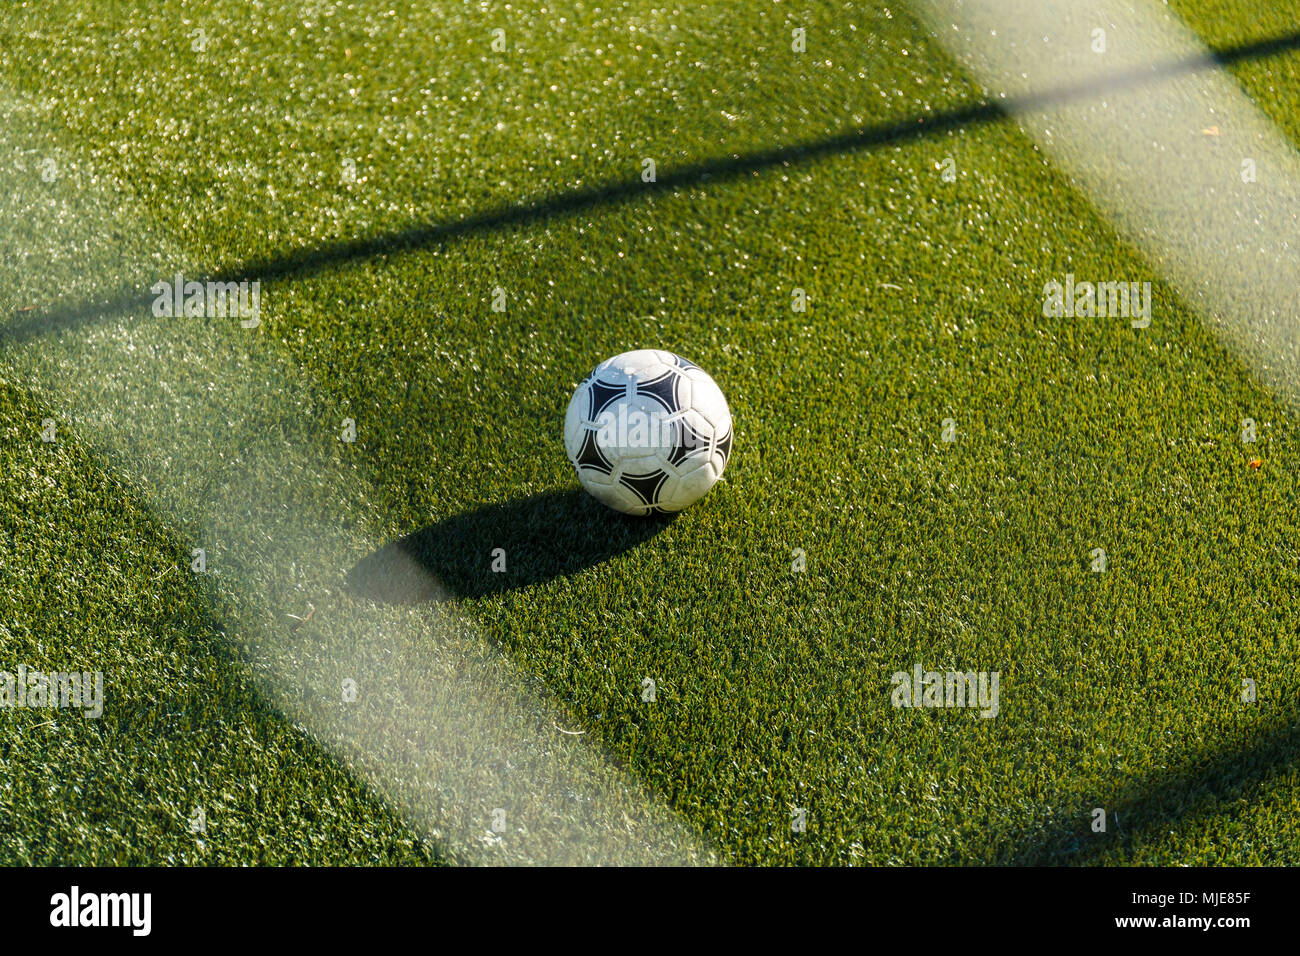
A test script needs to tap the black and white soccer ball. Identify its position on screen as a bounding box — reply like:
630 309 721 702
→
564 349 733 515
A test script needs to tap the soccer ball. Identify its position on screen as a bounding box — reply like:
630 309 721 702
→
564 349 733 515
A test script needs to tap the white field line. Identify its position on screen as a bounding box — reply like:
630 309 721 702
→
0 85 711 866
910 0 1300 406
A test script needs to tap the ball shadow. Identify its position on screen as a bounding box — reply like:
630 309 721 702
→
345 488 675 604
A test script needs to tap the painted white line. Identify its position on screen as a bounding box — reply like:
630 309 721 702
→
912 0 1300 405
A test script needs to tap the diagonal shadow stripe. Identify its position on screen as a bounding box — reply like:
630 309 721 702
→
3 28 1298 350
999 716 1300 864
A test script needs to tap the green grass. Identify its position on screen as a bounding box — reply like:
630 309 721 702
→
2 0 1300 864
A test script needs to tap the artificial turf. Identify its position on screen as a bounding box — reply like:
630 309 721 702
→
1 0 1299 864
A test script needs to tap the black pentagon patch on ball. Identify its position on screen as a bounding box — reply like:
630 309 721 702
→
635 371 680 414
586 378 626 420
715 428 733 464
574 429 613 475
619 469 669 506
672 354 700 371
667 417 709 467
